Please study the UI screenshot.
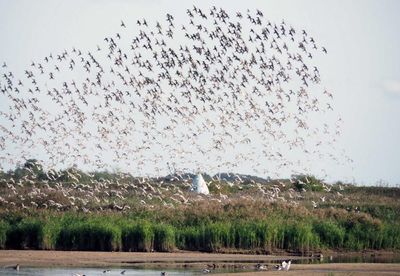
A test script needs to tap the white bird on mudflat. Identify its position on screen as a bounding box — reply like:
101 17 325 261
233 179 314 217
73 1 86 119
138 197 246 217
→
282 259 291 271
275 259 291 271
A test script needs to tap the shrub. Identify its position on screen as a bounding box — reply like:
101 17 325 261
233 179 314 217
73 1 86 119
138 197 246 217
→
293 175 324 192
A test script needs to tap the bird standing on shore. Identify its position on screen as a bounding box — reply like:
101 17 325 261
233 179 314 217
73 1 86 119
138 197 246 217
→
275 259 291 271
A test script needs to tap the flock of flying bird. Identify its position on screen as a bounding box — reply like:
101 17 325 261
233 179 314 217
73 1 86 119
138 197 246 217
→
0 7 353 211
0 161 349 212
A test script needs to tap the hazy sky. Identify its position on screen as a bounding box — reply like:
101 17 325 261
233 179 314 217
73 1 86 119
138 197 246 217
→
0 0 399 185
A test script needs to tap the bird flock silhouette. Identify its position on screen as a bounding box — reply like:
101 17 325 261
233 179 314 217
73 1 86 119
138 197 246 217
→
0 7 353 211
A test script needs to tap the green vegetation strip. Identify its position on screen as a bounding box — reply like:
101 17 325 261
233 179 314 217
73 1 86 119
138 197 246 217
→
1 210 399 252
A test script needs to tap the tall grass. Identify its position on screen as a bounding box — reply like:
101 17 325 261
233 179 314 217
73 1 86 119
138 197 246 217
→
176 227 200 250
0 208 399 253
280 221 320 253
0 221 8 249
153 224 175 252
313 220 345 248
342 217 384 250
6 218 44 249
42 216 63 249
56 219 121 251
121 221 154 252
203 223 234 251
381 223 400 249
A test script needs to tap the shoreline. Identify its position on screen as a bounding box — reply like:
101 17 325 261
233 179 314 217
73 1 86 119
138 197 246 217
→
1 250 400 275
0 250 311 267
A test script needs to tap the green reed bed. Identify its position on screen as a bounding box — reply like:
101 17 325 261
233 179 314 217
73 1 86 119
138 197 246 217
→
0 208 399 253
121 220 154 252
341 217 384 250
0 220 8 249
313 220 345 248
153 224 175 252
381 223 400 249
5 218 44 249
57 221 121 251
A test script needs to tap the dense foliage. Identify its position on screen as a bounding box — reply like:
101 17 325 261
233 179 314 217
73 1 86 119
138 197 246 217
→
1 201 399 253
1 163 399 253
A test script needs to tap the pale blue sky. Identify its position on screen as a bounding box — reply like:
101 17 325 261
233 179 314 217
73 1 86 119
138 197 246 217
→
0 0 399 185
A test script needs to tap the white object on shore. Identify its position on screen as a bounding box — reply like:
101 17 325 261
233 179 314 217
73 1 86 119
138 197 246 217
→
192 173 209 195
282 260 291 271
275 259 291 271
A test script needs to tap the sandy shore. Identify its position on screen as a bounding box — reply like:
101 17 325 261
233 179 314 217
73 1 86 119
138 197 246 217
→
1 250 400 275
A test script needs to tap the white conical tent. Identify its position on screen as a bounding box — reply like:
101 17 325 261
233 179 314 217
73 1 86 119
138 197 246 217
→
192 173 209 195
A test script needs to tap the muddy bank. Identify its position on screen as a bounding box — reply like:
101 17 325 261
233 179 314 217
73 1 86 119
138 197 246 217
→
1 250 400 275
0 250 308 267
